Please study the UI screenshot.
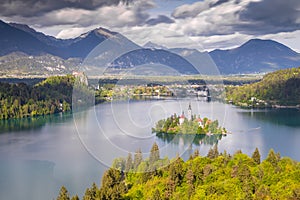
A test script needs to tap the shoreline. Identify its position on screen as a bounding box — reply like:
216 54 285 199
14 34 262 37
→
229 101 300 109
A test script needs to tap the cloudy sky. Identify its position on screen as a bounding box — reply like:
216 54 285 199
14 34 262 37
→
1 0 300 51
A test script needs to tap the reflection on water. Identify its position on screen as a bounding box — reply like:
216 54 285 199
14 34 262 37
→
0 101 300 200
238 108 300 127
156 133 223 146
0 112 73 133
0 160 56 200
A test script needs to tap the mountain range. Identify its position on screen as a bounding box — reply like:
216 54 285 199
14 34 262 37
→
1 19 300 75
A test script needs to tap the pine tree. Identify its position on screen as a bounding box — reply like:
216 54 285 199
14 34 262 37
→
214 144 219 157
207 144 219 159
99 168 127 200
125 153 133 172
186 169 195 198
203 164 213 178
207 148 215 159
252 147 261 164
82 188 92 200
193 149 199 158
266 149 280 167
152 189 161 200
133 148 143 170
90 183 98 199
149 142 160 165
169 157 184 186
71 195 79 200
57 186 70 200
189 149 200 160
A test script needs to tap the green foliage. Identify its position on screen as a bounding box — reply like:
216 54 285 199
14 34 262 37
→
58 146 300 200
71 195 80 200
207 144 219 159
133 148 143 170
226 67 300 107
125 153 133 172
151 189 161 200
252 147 261 165
82 183 98 200
266 149 280 167
149 142 160 165
99 168 127 200
153 114 226 135
0 75 75 119
57 186 70 200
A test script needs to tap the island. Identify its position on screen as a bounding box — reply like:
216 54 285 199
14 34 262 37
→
152 103 227 135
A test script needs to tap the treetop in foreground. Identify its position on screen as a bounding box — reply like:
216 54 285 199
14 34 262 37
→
59 145 300 200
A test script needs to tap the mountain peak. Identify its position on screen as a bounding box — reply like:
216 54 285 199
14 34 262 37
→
210 38 300 74
143 41 167 50
241 38 287 49
93 27 117 38
78 27 117 39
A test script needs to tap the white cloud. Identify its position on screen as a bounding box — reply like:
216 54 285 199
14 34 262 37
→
172 0 254 36
172 1 212 19
260 30 300 52
56 27 95 39
53 0 155 38
6 0 300 52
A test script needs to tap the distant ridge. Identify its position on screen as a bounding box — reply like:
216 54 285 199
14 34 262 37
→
209 39 300 74
1 20 300 75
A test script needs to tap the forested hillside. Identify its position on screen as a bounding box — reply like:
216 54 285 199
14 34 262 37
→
57 144 300 200
226 67 300 107
0 75 75 119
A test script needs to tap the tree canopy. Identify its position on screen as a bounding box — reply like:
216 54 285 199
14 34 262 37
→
226 67 300 107
58 146 300 200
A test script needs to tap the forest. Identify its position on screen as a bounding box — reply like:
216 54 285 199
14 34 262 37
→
57 143 300 200
0 75 75 119
226 67 300 107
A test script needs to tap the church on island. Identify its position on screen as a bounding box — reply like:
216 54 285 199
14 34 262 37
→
152 103 226 135
179 103 205 128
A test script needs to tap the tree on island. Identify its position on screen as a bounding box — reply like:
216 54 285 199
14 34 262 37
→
152 106 227 135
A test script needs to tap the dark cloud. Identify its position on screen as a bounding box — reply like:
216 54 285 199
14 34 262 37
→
0 0 134 17
238 0 300 35
1 0 154 29
172 0 300 37
210 0 229 7
146 15 174 25
172 0 230 19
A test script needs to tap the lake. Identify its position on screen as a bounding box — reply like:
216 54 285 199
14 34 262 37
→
0 100 299 200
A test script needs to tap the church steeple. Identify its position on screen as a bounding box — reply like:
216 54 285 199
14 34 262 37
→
187 103 192 121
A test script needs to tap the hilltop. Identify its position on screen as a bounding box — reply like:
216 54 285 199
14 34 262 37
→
226 67 300 107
